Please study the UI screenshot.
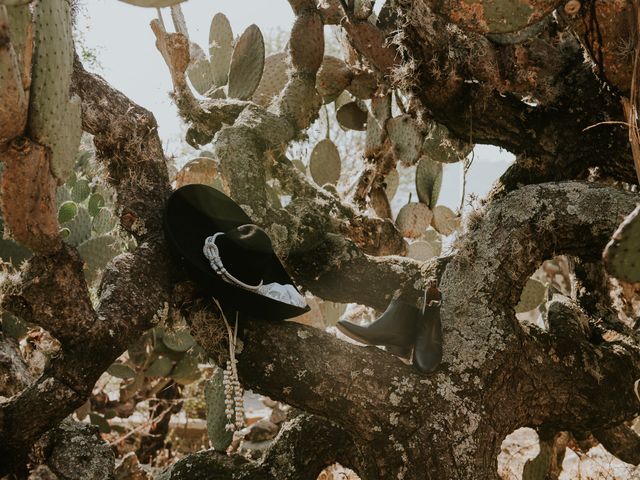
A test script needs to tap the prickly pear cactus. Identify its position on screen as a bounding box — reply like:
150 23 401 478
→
384 168 399 200
347 69 377 99
365 93 391 156
603 205 640 283
316 56 353 100
431 205 460 236
175 157 220 188
309 139 341 187
336 94 368 131
29 0 82 183
387 114 423 166
187 43 214 96
227 24 265 100
422 123 473 164
416 156 443 208
252 52 289 107
515 278 547 313
209 13 234 88
205 367 234 451
407 240 439 261
119 0 185 7
396 202 433 238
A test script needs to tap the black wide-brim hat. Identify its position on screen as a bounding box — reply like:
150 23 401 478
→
163 184 310 320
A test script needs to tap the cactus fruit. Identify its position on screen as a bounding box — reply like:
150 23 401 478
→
316 56 353 100
603 205 640 283
365 93 391 156
387 114 423 166
309 139 341 186
396 202 433 238
422 123 473 164
187 43 214 96
407 240 438 262
209 13 233 87
431 205 460 236
77 234 118 283
415 156 443 208
175 157 220 188
289 13 324 74
384 168 399 200
515 278 546 313
205 367 234 451
29 0 81 183
227 25 265 100
336 98 368 131
252 52 289 107
347 69 377 99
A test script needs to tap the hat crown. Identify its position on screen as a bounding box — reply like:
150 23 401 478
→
224 224 273 254
216 225 273 285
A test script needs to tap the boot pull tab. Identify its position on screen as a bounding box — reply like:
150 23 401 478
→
421 280 441 314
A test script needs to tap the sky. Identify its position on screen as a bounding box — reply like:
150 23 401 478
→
76 0 514 213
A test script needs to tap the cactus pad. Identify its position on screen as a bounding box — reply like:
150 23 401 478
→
187 43 213 96
415 156 443 208
384 168 399 200
387 114 423 166
92 207 117 235
515 278 546 313
347 69 377 99
309 139 341 186
119 0 185 7
175 157 220 188
365 93 391 156
77 234 118 283
71 178 90 203
289 13 324 74
227 24 264 100
316 56 352 99
407 240 439 262
29 0 81 183
336 100 368 131
396 202 433 238
603 205 640 283
431 205 460 236
57 201 77 224
209 12 233 87
252 52 289 107
205 367 234 451
422 123 473 164
63 205 92 246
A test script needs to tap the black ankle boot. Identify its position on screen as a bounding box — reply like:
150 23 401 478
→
336 299 420 348
412 301 442 374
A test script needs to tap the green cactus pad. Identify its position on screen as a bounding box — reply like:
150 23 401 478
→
316 56 352 99
145 355 173 377
252 52 289 107
63 206 92 246
604 205 640 283
171 351 200 385
205 367 234 451
515 278 547 313
88 193 105 217
422 123 473 164
163 329 196 352
187 43 213 96
209 13 233 87
92 207 117 235
77 234 118 283
396 202 433 238
29 0 81 182
336 99 368 131
384 168 399 200
55 185 71 207
387 114 423 166
431 205 460 236
57 201 77 224
107 363 136 379
416 156 443 208
407 240 439 262
309 139 341 186
365 93 391 156
227 24 265 100
71 179 90 203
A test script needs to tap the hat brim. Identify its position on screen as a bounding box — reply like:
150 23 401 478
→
163 184 310 320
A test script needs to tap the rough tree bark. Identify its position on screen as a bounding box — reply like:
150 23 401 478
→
1 0 640 479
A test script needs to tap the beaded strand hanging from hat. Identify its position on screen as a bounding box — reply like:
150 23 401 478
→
213 298 245 440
